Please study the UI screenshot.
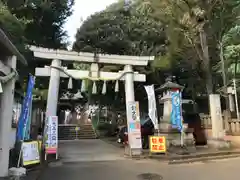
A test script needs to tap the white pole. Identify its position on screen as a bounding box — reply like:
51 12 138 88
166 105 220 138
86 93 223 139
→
46 59 61 117
180 90 184 147
17 141 23 168
75 128 78 140
233 79 240 120
124 65 135 107
180 130 184 147
124 65 135 155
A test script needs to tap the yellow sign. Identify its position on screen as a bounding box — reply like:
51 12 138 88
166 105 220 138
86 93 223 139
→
75 127 80 131
38 140 42 153
149 136 166 153
22 141 40 166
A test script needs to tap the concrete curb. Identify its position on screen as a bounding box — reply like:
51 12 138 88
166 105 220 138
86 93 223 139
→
101 137 240 164
143 150 240 164
168 154 240 164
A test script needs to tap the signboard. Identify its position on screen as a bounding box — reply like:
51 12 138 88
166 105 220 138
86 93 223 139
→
149 136 166 153
129 132 142 149
75 127 80 131
22 141 40 166
45 116 58 154
126 101 142 149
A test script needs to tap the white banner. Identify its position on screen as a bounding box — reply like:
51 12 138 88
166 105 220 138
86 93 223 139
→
144 85 158 129
45 116 58 154
126 101 142 149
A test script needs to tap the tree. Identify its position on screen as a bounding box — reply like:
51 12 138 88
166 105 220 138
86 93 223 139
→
135 0 240 95
1 0 75 99
5 0 74 49
222 25 240 78
73 1 168 85
0 0 28 52
72 2 168 108
73 4 166 56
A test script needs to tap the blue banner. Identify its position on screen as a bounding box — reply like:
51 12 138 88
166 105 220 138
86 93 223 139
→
170 91 183 131
16 75 35 141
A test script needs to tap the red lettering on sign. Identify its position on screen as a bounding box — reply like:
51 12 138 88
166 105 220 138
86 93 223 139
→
152 145 158 151
152 138 157 144
158 145 164 151
158 137 164 144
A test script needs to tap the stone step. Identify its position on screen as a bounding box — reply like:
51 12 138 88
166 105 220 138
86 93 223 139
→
59 130 95 133
59 136 97 140
58 125 97 140
59 131 96 134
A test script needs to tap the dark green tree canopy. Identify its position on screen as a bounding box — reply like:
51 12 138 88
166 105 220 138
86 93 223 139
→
0 0 75 95
73 4 166 56
2 0 74 49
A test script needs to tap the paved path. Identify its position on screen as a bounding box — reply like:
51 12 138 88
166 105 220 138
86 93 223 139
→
58 139 125 163
38 140 240 180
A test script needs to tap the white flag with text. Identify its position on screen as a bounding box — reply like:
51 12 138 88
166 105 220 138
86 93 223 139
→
144 85 158 129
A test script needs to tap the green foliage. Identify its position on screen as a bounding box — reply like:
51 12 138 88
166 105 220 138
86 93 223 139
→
221 25 240 76
3 0 74 49
137 0 240 94
0 0 29 51
223 25 240 47
1 0 75 97
73 3 166 57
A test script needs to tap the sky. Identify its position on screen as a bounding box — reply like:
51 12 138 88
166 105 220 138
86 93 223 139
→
64 0 118 48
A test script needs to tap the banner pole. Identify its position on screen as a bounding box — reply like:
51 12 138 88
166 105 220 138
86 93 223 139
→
17 140 23 168
180 130 184 147
180 90 184 147
56 150 58 160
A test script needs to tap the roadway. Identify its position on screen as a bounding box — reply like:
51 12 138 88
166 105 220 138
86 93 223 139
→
38 139 239 180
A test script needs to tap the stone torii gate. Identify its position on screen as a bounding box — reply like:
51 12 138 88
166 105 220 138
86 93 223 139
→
30 46 153 117
30 46 153 154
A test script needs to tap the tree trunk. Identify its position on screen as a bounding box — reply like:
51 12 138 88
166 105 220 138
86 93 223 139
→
190 76 197 112
219 41 230 112
205 70 213 94
199 29 213 95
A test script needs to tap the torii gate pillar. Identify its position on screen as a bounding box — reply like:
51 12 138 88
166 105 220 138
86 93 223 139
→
124 65 135 105
46 59 61 116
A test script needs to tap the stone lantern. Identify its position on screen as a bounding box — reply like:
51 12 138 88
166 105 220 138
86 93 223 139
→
155 77 195 153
